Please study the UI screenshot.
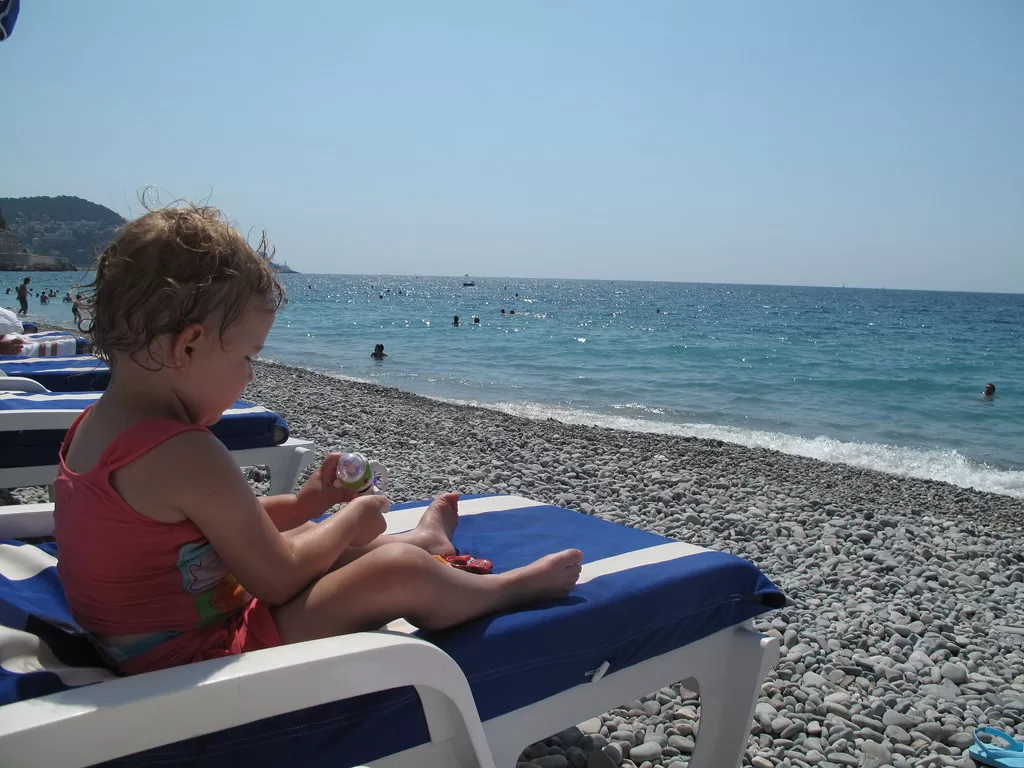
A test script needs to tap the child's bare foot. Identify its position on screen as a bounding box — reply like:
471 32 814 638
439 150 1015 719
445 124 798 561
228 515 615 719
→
503 549 583 603
407 493 460 555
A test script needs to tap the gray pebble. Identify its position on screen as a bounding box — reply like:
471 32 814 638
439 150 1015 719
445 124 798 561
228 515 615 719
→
586 751 618 768
940 662 969 685
533 756 569 768
601 743 623 765
627 742 662 762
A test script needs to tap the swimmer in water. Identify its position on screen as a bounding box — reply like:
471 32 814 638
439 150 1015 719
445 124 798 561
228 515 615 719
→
983 383 996 398
371 343 388 360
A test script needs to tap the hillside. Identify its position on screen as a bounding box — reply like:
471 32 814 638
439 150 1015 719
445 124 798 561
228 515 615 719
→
0 195 125 268
0 196 299 272
0 196 126 227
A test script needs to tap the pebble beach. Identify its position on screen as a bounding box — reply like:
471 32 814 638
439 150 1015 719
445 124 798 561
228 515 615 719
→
7 351 1024 768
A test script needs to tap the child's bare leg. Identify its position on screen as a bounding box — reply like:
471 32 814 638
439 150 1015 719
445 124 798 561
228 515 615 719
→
327 492 459 568
271 542 583 643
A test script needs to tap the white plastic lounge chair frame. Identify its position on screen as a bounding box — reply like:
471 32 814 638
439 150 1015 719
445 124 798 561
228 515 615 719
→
0 501 780 768
0 404 316 495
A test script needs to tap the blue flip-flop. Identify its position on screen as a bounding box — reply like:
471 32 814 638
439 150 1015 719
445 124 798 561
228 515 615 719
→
970 727 1024 767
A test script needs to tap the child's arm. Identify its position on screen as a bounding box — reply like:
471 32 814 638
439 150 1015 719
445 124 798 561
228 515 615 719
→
258 453 360 531
137 432 387 605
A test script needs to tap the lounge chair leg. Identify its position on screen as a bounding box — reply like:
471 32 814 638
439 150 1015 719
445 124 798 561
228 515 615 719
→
266 445 315 495
417 685 497 768
688 625 780 768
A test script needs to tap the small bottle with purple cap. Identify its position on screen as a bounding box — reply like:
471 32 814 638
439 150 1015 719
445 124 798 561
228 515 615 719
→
333 452 389 495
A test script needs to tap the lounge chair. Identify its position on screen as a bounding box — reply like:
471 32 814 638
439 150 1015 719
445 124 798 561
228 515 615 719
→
0 389 315 495
0 493 782 767
0 355 109 392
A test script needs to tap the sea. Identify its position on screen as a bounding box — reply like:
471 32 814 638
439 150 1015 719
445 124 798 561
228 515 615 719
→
11 272 1024 498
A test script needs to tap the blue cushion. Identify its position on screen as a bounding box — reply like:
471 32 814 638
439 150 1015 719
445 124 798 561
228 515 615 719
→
0 0 18 42
0 355 109 392
0 495 783 768
0 392 291 467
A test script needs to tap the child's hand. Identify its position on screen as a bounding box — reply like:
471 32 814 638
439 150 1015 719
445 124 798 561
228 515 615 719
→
297 453 363 513
339 495 389 546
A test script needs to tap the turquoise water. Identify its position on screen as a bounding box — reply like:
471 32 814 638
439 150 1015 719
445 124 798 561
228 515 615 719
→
12 272 1024 497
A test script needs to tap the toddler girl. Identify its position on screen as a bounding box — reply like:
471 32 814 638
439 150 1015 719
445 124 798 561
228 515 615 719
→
53 204 582 674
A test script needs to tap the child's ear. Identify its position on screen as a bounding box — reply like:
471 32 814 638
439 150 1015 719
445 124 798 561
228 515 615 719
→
172 324 206 367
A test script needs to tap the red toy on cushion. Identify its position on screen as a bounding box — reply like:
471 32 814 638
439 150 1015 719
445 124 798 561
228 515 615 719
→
433 553 493 575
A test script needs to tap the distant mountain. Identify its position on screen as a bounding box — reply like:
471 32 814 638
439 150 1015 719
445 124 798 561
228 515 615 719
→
0 195 125 268
0 196 302 273
0 196 126 227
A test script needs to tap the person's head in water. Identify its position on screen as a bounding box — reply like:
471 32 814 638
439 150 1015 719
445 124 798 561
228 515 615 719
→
983 383 996 397
453 315 460 326
371 343 387 359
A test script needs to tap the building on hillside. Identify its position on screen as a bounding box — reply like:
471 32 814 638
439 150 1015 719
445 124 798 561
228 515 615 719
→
0 208 30 265
0 229 33 266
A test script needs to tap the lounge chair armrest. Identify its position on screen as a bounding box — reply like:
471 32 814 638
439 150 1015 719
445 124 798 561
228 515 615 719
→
0 377 51 393
0 631 496 768
0 502 55 538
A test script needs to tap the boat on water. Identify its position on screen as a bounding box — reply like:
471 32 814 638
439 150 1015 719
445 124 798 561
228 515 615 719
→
463 281 476 287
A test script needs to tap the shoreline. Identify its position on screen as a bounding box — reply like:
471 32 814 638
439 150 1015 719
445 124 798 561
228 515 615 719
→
315 365 1024 500
246 358 1024 524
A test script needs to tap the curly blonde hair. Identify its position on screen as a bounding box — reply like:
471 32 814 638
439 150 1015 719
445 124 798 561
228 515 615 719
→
79 204 285 368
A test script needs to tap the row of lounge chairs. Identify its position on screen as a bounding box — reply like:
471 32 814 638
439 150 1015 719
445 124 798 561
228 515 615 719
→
0 338 784 767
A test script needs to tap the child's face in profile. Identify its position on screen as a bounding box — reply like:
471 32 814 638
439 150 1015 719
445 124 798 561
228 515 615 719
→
183 299 276 425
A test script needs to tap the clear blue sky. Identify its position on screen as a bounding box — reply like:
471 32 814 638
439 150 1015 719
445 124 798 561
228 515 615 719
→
2 1 1021 291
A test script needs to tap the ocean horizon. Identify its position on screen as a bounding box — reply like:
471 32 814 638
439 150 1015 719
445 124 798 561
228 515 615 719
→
11 271 1024 498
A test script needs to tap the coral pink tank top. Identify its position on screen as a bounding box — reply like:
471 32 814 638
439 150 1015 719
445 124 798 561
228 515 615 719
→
53 409 253 665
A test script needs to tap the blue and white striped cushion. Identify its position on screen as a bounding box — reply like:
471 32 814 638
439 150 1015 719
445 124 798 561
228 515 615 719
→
0 494 783 768
0 392 291 468
0 540 113 705
19 332 87 343
0 355 108 392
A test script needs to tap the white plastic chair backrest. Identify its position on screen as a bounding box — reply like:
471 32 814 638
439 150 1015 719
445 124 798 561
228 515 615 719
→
0 377 50 393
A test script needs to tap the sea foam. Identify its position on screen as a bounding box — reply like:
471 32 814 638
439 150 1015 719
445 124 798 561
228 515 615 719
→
483 399 1024 499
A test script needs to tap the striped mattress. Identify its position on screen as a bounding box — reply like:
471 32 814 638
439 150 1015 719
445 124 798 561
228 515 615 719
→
0 355 109 392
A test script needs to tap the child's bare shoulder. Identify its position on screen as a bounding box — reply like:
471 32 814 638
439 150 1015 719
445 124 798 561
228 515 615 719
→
112 429 244 524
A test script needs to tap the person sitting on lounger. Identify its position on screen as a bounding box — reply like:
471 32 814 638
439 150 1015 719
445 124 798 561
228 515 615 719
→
53 203 582 676
370 343 387 359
